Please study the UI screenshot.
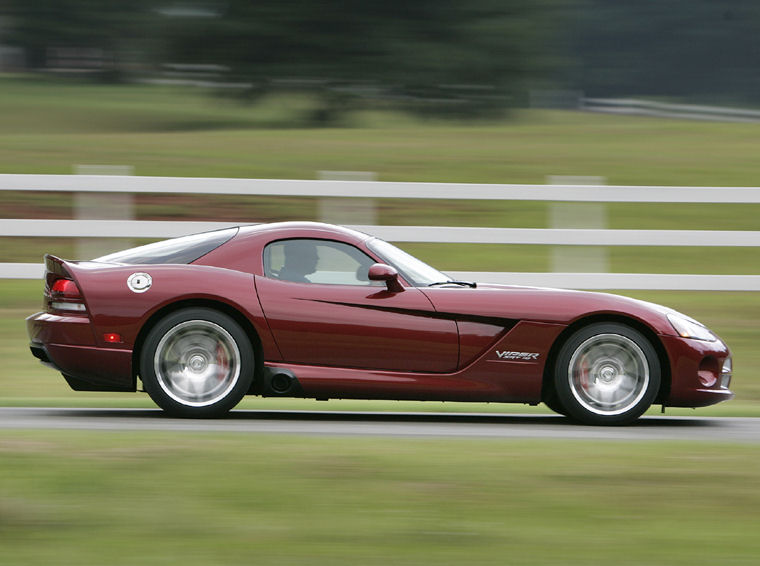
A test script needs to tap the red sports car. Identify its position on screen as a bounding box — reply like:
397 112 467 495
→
27 222 733 424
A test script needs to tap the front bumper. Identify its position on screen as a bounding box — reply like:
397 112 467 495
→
662 334 734 408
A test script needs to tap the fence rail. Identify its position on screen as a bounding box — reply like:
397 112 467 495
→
2 174 759 290
3 174 760 202
3 262 758 291
3 219 760 247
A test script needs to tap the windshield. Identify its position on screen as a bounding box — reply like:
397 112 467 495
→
367 238 448 286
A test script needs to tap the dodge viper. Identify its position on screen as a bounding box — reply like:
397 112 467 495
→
27 221 733 424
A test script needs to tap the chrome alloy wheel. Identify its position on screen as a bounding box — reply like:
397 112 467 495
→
567 333 650 416
153 319 241 407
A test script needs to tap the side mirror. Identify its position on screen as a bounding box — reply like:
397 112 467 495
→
368 263 404 293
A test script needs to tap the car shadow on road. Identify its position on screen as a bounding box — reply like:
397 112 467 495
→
56 407 720 428
227 410 720 428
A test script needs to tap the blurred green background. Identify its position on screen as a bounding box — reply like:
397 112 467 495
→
2 3 760 564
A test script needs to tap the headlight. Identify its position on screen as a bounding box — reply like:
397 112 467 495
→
667 313 717 342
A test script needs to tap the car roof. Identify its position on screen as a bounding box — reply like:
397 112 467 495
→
236 221 374 243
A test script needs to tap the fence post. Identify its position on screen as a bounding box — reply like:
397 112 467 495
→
548 176 608 273
317 171 378 225
73 165 134 259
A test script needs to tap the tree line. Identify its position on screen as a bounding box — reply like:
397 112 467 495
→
4 1 760 118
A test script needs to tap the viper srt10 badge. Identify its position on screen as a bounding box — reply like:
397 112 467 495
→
496 350 540 361
127 272 152 293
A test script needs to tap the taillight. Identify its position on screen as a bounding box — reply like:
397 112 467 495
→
51 279 80 297
49 278 87 313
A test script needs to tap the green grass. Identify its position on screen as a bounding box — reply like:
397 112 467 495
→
2 75 760 186
1 431 759 565
3 113 760 184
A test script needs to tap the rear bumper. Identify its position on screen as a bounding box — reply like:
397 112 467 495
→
26 311 135 392
29 341 61 370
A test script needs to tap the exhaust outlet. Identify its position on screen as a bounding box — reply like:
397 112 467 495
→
270 372 293 393
261 367 303 397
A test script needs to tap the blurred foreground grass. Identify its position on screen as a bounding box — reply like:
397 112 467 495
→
4 280 758 409
1 431 759 565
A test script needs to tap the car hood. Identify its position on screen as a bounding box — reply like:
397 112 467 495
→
421 283 679 335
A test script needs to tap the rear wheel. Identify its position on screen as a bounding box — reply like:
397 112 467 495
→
554 323 660 425
140 308 254 417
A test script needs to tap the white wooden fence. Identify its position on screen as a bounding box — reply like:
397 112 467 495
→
2 174 759 290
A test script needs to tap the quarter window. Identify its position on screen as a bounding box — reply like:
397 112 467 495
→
94 228 238 265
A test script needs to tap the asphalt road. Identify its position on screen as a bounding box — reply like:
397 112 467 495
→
1 407 759 442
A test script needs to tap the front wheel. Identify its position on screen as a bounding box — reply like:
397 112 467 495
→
140 308 255 417
553 323 661 425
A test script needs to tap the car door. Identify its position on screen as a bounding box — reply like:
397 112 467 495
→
256 238 459 373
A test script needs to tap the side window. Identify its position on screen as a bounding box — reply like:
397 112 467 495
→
264 239 380 286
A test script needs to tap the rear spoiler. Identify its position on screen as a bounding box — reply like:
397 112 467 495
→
43 255 77 290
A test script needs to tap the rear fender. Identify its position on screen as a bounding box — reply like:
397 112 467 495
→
63 262 278 357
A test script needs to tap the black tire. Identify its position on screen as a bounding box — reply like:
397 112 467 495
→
554 323 660 425
542 392 568 417
140 307 255 418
